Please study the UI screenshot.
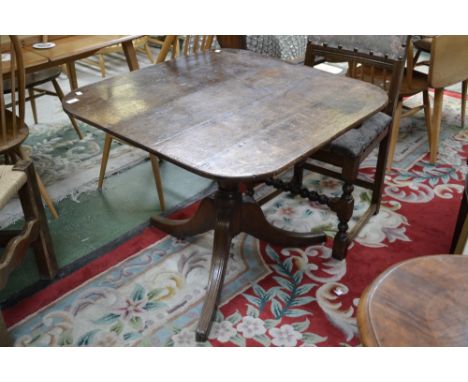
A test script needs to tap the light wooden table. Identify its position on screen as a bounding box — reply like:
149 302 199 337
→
63 48 388 341
14 35 143 90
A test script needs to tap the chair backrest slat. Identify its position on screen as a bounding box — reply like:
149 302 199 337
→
1 35 25 144
305 35 408 117
183 35 190 55
370 66 375 84
205 36 214 51
201 36 207 51
157 35 216 63
192 36 199 54
0 48 5 142
10 44 17 138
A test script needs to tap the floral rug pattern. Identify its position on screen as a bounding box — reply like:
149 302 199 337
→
0 122 147 228
9 145 467 346
5 92 468 347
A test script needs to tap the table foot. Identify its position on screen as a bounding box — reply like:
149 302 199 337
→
196 206 235 342
150 197 216 238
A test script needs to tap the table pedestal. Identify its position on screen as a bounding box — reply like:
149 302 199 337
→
150 183 326 341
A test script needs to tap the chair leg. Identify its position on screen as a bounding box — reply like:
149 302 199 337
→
0 313 12 347
144 42 154 63
16 161 58 279
371 134 390 214
28 88 38 124
330 181 355 260
414 49 422 64
35 175 59 220
422 89 432 148
328 158 361 261
66 61 78 91
291 163 304 191
156 36 177 63
51 79 84 140
386 99 403 170
174 37 180 57
15 148 59 219
98 134 113 190
98 54 106 78
462 80 467 129
149 154 166 211
450 185 467 253
430 88 444 164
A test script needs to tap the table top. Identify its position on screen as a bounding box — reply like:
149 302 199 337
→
63 49 388 182
358 255 468 346
1 49 48 74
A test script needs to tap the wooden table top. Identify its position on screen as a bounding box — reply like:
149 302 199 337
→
23 35 143 68
358 255 468 346
63 49 388 182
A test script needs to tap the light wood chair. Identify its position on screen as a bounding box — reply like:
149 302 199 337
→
1 35 58 219
96 37 177 212
415 36 468 130
4 36 83 139
0 161 58 346
419 36 468 163
98 36 216 212
155 35 215 63
80 36 155 78
269 36 408 260
98 134 166 211
345 38 432 169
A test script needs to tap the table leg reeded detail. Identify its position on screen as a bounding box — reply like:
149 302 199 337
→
150 182 327 341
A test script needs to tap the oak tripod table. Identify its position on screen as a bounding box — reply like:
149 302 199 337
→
63 49 388 341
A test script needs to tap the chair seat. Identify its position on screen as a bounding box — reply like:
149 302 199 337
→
0 110 29 153
3 67 62 93
400 69 429 96
414 37 433 53
326 112 391 158
0 165 27 210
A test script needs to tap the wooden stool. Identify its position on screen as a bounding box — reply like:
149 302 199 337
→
357 255 468 346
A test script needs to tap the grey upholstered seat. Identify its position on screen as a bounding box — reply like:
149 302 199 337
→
328 112 392 158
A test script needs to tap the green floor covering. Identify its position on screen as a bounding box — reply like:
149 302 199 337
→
0 159 213 302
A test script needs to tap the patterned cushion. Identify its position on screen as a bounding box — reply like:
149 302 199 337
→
308 36 407 60
327 112 391 158
246 35 308 61
0 166 27 210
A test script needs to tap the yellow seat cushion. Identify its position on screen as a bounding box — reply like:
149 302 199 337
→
0 165 27 210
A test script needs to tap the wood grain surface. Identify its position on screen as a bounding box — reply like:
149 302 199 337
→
63 49 388 182
358 255 468 346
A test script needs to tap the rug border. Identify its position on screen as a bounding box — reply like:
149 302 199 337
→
1 182 216 315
